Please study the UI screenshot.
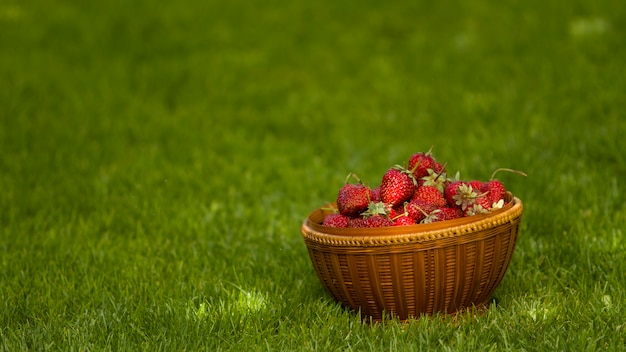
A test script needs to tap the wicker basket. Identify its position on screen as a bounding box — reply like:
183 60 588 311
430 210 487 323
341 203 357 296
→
301 193 523 321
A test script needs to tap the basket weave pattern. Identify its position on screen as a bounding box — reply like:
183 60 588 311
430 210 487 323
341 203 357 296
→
301 196 523 321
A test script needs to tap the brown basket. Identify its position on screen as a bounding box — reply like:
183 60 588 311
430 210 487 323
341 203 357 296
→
301 193 523 321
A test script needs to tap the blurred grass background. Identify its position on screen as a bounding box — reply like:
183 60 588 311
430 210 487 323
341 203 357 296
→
1 0 625 350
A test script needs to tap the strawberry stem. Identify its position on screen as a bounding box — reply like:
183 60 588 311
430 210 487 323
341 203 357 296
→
433 162 448 182
390 210 409 221
408 160 421 174
490 168 528 180
344 172 362 184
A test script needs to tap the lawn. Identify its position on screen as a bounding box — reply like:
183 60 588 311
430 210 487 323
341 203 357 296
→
1 0 625 350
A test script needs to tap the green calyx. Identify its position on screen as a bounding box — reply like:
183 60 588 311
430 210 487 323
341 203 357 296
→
362 201 391 218
420 209 441 224
452 183 479 210
465 204 490 216
421 162 448 193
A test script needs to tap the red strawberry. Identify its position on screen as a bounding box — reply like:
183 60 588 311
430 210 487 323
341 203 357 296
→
349 217 366 228
371 186 382 202
481 168 527 206
387 206 400 220
322 213 350 228
454 183 482 210
392 204 407 218
412 185 447 208
443 180 469 207
464 195 491 216
361 201 394 219
421 211 441 224
480 180 506 206
464 204 488 216
477 193 492 209
418 165 448 192
405 199 437 223
469 180 483 191
392 214 415 226
363 215 393 228
380 165 417 207
336 173 373 216
408 148 443 180
389 206 413 226
433 207 463 222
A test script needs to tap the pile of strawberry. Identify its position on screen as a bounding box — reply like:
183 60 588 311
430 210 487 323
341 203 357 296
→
322 149 525 228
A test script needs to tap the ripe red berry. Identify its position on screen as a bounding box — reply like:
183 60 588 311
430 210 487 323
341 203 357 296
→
483 168 527 206
418 166 448 192
380 166 417 207
371 186 382 202
412 185 447 208
464 195 491 216
469 180 483 191
336 174 373 216
361 201 394 218
407 151 442 180
405 199 437 223
481 180 507 206
363 215 393 228
444 181 472 208
322 213 350 228
348 217 366 228
392 214 415 226
433 207 464 221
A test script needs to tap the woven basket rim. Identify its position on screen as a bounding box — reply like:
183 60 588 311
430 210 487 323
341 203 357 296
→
302 194 523 247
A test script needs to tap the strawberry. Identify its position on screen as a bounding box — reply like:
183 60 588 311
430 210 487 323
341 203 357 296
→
478 194 492 210
344 201 396 228
348 217 366 228
371 186 382 202
444 181 472 208
389 206 413 226
481 168 527 206
420 211 438 224
393 215 415 226
462 189 492 216
408 148 443 180
433 207 463 222
480 180 506 206
418 164 448 192
380 165 417 207
449 182 484 210
412 185 447 208
464 197 491 216
469 180 483 191
363 215 393 228
361 201 395 219
405 199 437 223
336 173 373 216
387 206 400 220
322 213 350 228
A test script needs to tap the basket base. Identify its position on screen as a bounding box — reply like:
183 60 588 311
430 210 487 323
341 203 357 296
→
357 299 495 324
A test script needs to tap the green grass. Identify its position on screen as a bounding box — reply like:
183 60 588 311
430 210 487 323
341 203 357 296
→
1 0 625 350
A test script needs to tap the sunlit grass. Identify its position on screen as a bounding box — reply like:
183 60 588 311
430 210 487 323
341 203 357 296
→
1 0 626 350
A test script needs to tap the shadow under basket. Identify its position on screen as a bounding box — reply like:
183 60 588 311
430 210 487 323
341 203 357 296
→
301 193 524 321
